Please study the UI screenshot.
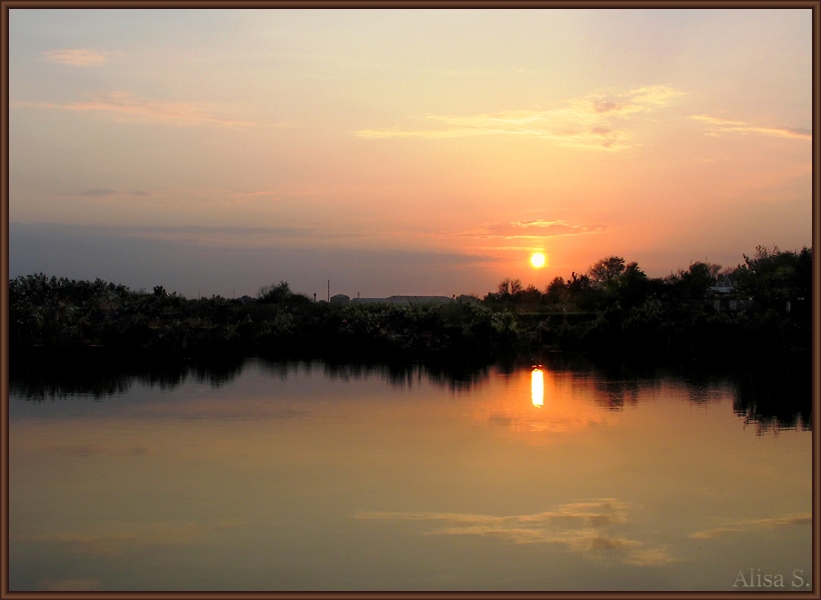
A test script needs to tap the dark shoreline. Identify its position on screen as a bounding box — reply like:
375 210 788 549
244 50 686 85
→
9 244 811 370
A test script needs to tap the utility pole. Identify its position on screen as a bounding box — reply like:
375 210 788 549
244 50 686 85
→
327 280 330 302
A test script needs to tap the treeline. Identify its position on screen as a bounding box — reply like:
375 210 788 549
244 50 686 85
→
488 246 811 362
8 277 515 361
8 245 812 364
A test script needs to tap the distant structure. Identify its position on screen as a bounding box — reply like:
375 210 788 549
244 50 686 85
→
705 276 743 311
707 277 735 295
351 295 454 306
330 294 350 304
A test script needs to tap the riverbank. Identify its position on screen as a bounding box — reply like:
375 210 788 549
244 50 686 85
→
9 255 811 367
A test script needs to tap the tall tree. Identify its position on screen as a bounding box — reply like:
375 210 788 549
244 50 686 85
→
588 256 626 288
497 278 523 297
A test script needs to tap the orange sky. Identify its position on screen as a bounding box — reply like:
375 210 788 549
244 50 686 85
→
8 8 813 298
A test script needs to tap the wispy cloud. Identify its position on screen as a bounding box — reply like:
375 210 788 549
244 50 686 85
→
117 225 318 245
355 499 679 566
447 219 607 240
15 91 252 127
690 115 811 140
42 48 109 67
97 224 377 250
355 85 684 151
690 513 812 540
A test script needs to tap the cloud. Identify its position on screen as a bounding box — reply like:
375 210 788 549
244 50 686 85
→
621 548 681 567
447 219 607 240
690 513 812 540
690 115 812 140
355 85 684 151
114 225 320 248
86 224 379 251
15 91 252 127
627 85 685 107
355 499 679 566
355 499 629 528
42 48 108 67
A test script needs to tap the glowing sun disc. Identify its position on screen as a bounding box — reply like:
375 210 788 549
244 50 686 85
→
530 253 546 268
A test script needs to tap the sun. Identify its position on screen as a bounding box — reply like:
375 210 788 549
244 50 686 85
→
530 252 546 269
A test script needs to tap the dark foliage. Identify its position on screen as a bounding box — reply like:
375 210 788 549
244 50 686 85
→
9 275 518 360
9 245 811 365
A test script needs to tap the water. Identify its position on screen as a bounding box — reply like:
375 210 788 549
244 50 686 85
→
8 355 813 591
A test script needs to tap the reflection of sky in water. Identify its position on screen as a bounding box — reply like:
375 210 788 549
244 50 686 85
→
9 359 812 591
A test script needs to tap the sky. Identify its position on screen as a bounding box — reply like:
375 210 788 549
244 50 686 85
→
8 8 813 299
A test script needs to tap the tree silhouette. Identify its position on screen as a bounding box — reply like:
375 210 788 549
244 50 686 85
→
258 281 292 303
545 277 568 304
497 278 523 297
588 256 626 288
735 246 812 312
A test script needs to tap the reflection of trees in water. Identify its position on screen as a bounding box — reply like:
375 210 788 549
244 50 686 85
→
10 366 134 401
659 361 812 432
187 357 245 388
532 352 811 426
13 353 495 401
527 353 650 410
592 379 641 410
10 351 244 401
256 356 491 392
256 356 321 381
11 351 811 432
733 368 812 434
424 361 492 392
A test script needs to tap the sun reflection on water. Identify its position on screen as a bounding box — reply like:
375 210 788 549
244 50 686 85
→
531 367 544 408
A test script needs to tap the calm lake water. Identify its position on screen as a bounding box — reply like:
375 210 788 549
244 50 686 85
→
9 354 813 591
